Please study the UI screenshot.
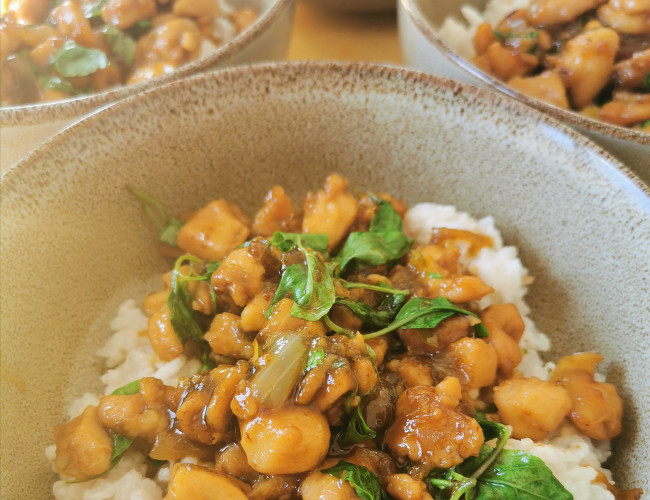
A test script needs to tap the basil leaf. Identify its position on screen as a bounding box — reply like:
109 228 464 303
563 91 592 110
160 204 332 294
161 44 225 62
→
37 75 83 96
51 40 109 77
129 187 184 247
321 461 386 500
305 347 325 372
100 25 136 66
340 279 408 296
343 400 376 444
269 242 336 321
336 200 413 274
110 434 134 466
270 231 328 254
336 298 395 328
111 379 141 396
82 0 107 18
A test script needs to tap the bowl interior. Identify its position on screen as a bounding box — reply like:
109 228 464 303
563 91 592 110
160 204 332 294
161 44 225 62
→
1 62 649 498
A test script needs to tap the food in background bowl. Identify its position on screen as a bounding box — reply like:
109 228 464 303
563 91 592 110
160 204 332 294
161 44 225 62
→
0 0 257 106
440 0 650 132
46 175 642 499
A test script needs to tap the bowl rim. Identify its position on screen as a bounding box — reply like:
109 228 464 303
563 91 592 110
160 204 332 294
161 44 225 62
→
3 60 649 204
0 0 293 126
399 0 650 146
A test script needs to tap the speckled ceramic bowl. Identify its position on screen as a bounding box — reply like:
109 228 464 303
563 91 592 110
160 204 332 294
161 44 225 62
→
301 0 395 12
0 0 294 171
1 62 649 498
397 0 650 182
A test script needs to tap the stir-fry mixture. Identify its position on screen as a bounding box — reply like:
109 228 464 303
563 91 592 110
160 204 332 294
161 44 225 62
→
51 175 642 499
0 0 257 106
471 0 650 131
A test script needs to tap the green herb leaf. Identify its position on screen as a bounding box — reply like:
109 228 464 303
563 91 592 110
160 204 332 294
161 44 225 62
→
51 40 109 77
100 25 136 66
321 461 386 500
269 242 336 321
129 187 184 247
270 231 329 254
343 400 377 444
339 279 408 295
82 0 107 18
111 379 141 396
644 72 650 88
363 297 483 340
37 75 83 96
305 347 325 372
336 298 395 328
110 434 134 466
336 200 413 274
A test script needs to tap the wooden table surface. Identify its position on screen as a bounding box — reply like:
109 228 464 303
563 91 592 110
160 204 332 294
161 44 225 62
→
287 3 403 64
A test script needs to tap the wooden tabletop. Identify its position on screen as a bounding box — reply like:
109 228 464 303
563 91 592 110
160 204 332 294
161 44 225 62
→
287 3 403 64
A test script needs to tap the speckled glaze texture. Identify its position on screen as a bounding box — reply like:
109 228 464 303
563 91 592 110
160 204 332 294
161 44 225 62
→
1 62 649 499
397 0 650 181
0 0 295 171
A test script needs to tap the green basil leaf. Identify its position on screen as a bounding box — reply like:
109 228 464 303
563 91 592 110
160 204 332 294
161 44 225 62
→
343 400 376 444
474 322 489 339
369 199 403 232
305 347 325 372
270 231 328 255
321 461 386 500
37 75 83 95
336 298 395 328
110 434 134 466
269 243 336 321
111 379 141 396
82 0 107 18
51 40 109 77
129 186 184 247
100 25 136 66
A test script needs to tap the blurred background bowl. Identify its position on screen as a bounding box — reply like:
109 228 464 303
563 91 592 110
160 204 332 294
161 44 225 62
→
301 0 395 12
0 0 295 172
397 0 650 183
1 61 648 498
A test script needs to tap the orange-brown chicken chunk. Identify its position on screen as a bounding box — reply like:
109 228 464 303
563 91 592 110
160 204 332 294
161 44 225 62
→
210 246 265 307
551 352 623 440
302 174 359 250
177 199 251 261
204 312 254 359
384 384 484 471
251 185 300 237
165 463 249 500
53 405 113 480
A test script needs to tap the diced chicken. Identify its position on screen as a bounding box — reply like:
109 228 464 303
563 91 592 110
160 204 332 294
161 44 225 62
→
165 463 249 500
481 304 525 379
240 284 276 332
101 0 157 30
527 0 608 26
210 247 265 307
386 474 434 500
204 312 254 359
146 303 184 361
257 298 326 344
5 0 49 25
172 0 221 23
51 1 97 47
508 71 570 109
251 185 300 237
444 337 498 390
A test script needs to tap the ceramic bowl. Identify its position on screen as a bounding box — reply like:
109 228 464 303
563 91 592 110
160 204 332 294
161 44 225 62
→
1 62 648 498
0 0 295 172
301 0 395 12
397 0 650 183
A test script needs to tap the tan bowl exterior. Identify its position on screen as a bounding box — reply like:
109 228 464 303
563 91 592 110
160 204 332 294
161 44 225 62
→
1 62 649 498
0 0 295 172
397 0 650 183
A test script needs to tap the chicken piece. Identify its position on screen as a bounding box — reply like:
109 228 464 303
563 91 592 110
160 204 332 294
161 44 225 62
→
205 313 254 360
551 353 623 440
481 304 524 379
302 174 359 250
352 356 378 395
384 384 484 471
97 378 169 443
230 8 257 33
444 337 498 390
426 275 494 304
176 199 250 261
613 49 650 89
527 0 608 26
53 406 113 480
366 336 389 365
610 0 650 13
386 355 434 387
173 0 221 23
214 443 259 483
548 27 620 109
494 377 571 440
251 185 300 237
386 474 434 500
508 71 570 109
475 41 540 81
473 22 496 56
146 303 184 361
101 0 157 30
51 1 97 47
312 362 358 413
600 91 650 125
301 462 359 500
240 284 276 332
399 315 471 355
257 298 326 344
165 463 249 500
239 406 330 475
211 246 265 307
5 0 49 24
598 1 650 33
204 363 250 440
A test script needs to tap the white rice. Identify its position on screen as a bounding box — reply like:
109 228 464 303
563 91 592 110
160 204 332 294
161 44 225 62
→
436 0 531 59
49 202 616 499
